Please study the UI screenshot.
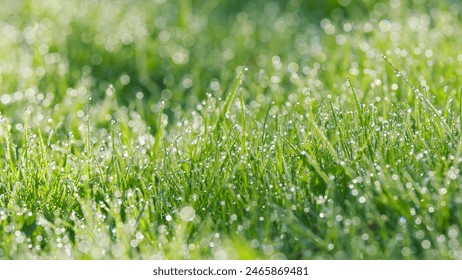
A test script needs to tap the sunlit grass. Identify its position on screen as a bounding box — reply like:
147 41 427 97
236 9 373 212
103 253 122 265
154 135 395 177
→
1 0 462 259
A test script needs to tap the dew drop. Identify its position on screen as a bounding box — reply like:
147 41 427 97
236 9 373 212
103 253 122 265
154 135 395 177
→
179 206 195 222
421 240 431 250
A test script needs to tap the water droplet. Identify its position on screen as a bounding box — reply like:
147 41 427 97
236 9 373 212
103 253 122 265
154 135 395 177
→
130 239 138 248
448 226 459 239
106 84 115 96
421 240 431 249
250 239 259 248
179 206 195 222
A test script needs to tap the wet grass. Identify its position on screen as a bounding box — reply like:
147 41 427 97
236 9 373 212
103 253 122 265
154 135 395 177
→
1 0 462 259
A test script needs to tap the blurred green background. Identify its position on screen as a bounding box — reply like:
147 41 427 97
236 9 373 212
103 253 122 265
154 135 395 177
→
2 0 459 126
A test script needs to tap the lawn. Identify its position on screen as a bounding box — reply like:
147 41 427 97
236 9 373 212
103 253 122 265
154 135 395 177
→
1 0 462 259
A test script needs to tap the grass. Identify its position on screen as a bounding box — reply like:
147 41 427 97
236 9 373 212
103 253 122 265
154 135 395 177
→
1 0 462 259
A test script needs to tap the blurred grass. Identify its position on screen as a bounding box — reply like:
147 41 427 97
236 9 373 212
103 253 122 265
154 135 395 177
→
1 0 462 259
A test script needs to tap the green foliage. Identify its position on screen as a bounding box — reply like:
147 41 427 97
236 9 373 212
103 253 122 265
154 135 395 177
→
1 0 462 259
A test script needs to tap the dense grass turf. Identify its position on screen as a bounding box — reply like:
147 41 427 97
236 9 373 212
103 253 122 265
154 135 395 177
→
1 0 462 259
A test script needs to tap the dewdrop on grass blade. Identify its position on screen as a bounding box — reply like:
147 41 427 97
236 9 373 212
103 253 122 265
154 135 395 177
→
382 54 451 136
